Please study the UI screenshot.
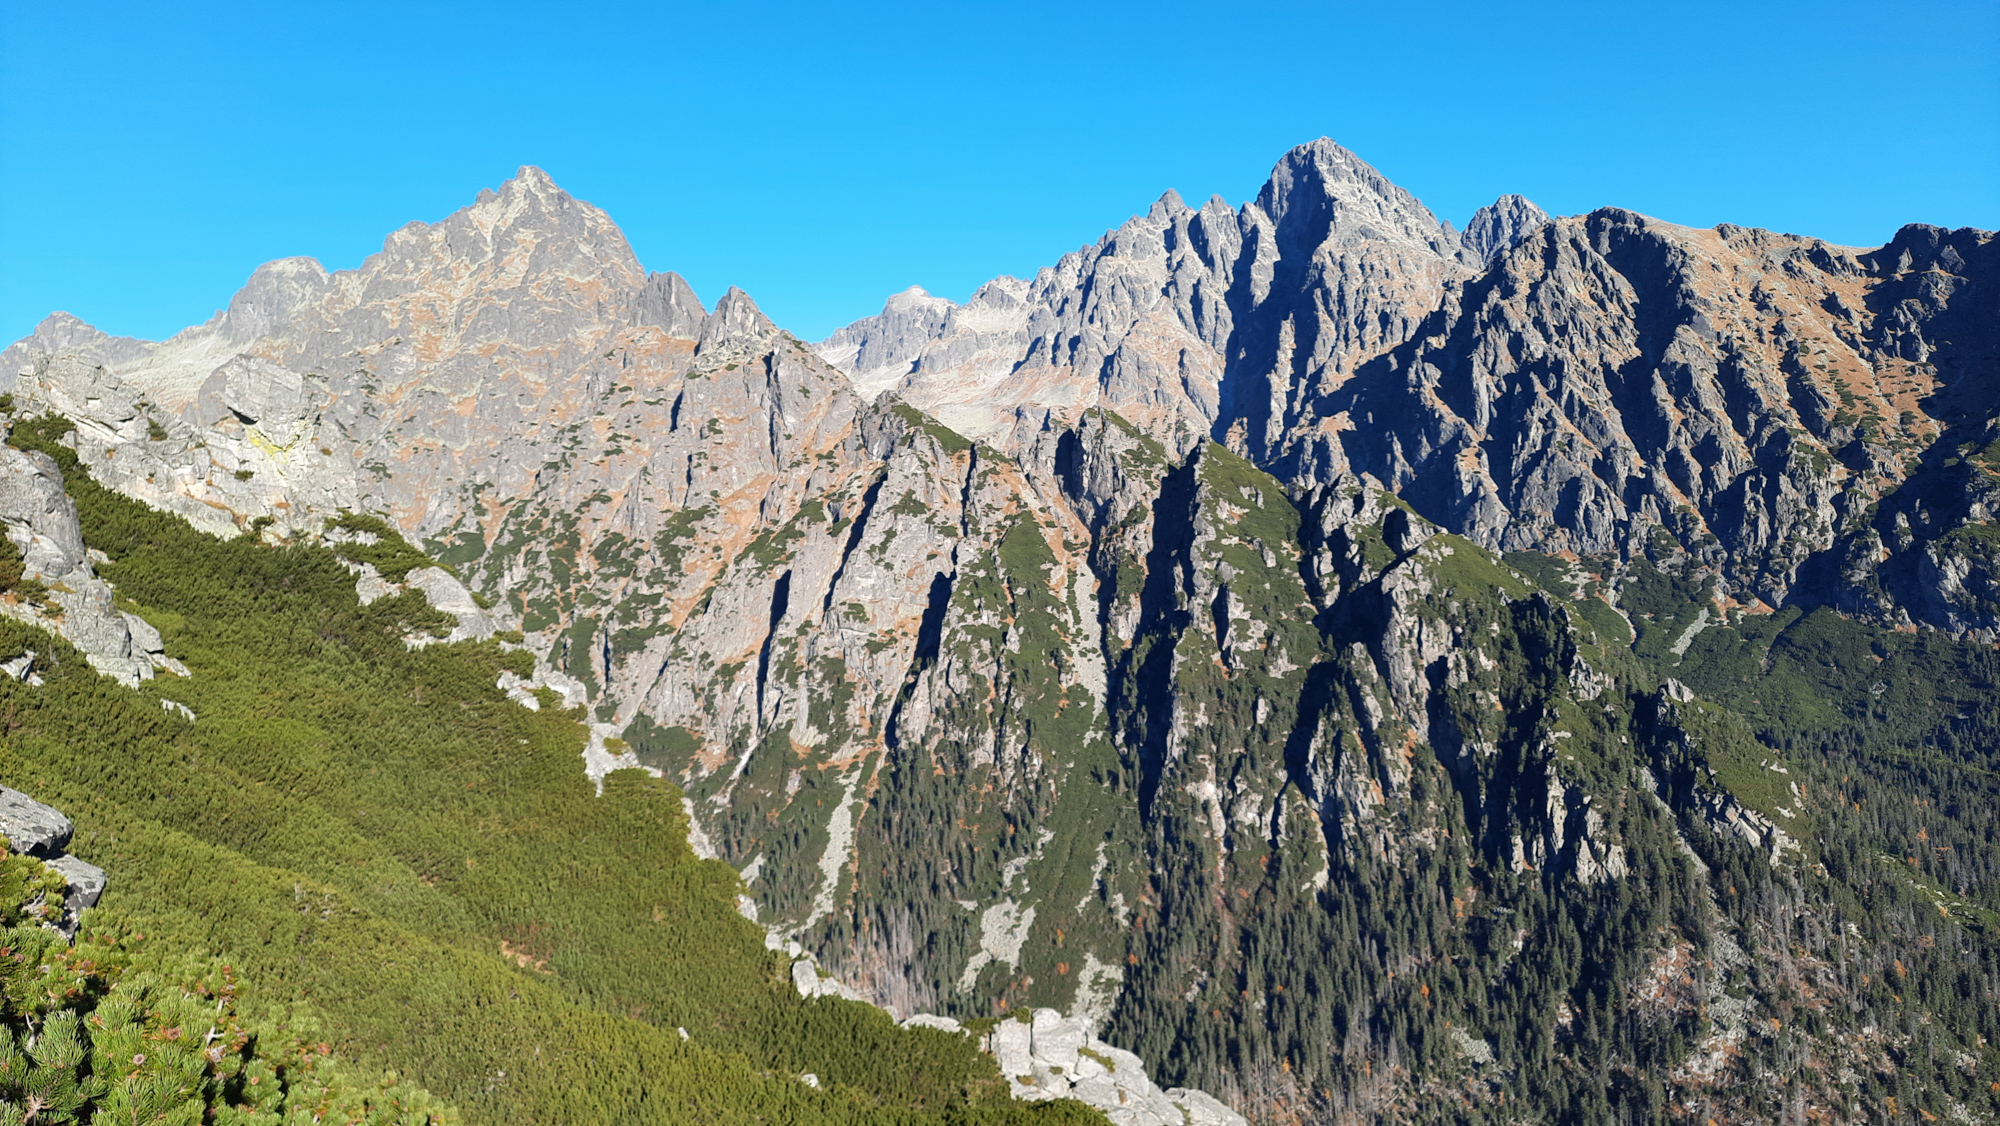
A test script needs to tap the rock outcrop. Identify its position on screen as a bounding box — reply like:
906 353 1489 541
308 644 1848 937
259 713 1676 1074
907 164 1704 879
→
986 1009 1244 1126
0 785 106 937
0 441 178 685
0 785 73 857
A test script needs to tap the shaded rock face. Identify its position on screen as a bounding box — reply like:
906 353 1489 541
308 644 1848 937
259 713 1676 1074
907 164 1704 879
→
3 146 1998 1122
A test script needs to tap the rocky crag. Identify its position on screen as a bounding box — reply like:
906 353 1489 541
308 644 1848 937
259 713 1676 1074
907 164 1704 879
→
6 141 2000 1124
0 784 106 936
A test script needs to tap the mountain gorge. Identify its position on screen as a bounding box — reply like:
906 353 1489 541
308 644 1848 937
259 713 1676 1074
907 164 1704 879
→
6 138 2000 1124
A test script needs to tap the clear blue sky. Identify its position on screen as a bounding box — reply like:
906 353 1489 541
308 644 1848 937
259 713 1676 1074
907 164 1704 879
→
2 0 1995 346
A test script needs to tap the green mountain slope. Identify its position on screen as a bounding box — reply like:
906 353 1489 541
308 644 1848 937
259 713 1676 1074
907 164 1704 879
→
0 415 1104 1124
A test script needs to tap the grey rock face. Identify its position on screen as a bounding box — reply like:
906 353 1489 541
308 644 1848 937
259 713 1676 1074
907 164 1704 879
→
0 785 73 857
635 271 708 339
983 1009 1246 1126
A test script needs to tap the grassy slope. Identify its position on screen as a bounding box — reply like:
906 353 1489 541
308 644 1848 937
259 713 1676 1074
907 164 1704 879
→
0 417 1101 1125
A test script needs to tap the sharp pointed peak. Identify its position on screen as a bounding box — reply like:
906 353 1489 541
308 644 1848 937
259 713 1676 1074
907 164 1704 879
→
508 165 560 192
1148 188 1188 218
1250 137 1452 250
1267 137 1384 185
697 287 777 353
468 165 574 212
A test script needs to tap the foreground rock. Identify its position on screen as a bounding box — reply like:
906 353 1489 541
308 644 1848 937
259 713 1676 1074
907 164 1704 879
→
778 935 1242 1125
0 785 105 938
0 784 72 856
0 442 179 685
985 1009 1244 1126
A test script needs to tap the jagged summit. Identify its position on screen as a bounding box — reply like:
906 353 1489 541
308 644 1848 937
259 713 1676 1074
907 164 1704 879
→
1460 192 1550 267
816 136 1480 454
696 286 777 352
509 163 560 191
1251 137 1458 256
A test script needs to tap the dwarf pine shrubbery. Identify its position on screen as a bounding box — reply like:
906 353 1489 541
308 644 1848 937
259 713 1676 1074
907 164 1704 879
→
0 848 452 1125
0 417 1104 1124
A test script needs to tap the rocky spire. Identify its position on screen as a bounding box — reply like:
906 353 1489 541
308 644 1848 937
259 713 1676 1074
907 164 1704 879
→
1460 193 1551 268
697 286 778 353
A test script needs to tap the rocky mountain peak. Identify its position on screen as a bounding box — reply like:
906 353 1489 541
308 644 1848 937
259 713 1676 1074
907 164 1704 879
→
1248 137 1458 257
1147 188 1188 219
376 165 644 293
0 313 150 379
467 164 576 226
697 285 779 353
884 285 950 313
1460 192 1550 268
213 256 333 345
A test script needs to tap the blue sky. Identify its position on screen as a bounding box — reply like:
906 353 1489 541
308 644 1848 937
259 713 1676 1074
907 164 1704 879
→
2 0 1995 345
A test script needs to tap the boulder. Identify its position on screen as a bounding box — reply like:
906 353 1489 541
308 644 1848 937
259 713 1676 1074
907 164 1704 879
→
989 1018 1033 1081
0 785 72 857
45 854 105 908
1029 1007 1085 1071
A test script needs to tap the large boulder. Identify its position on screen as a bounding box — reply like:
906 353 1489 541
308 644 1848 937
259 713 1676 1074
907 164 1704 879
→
0 785 72 857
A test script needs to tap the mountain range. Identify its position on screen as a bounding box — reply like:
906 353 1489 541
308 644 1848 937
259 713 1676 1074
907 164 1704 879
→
6 138 1999 1125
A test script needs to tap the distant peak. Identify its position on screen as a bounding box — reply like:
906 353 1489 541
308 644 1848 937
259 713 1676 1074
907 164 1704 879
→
884 286 951 314
509 165 559 192
697 286 776 353
247 256 330 283
0 312 151 375
1461 194 1551 269
1254 137 1450 251
1148 189 1187 218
